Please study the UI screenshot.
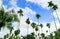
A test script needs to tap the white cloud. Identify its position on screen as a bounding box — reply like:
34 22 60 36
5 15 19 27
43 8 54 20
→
0 0 2 5
0 0 2 8
26 0 50 9
9 0 17 7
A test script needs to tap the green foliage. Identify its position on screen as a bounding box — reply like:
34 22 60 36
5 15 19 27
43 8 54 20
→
14 29 20 36
13 14 19 22
48 1 54 7
36 13 41 19
18 9 23 16
35 27 38 31
6 16 13 22
52 5 58 10
40 23 43 28
25 18 30 24
41 33 45 37
22 33 35 39
31 22 36 28
46 23 50 28
0 2 60 39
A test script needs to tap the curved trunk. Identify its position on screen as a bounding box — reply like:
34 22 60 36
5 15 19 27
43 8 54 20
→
55 10 60 23
52 12 57 30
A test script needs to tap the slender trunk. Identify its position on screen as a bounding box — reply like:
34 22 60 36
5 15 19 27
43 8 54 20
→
33 28 34 33
41 28 42 39
19 16 21 39
36 31 37 39
19 16 21 29
27 24 29 34
38 19 40 39
55 10 60 23
41 28 42 33
52 12 57 30
49 28 50 34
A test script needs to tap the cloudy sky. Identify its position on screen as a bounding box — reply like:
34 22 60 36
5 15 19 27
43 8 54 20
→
0 0 60 37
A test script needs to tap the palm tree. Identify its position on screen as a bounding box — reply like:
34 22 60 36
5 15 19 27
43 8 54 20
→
36 13 41 25
52 4 60 23
18 9 23 39
52 5 60 22
18 9 23 28
31 22 36 33
40 23 43 33
48 1 57 30
35 26 39 39
46 23 50 34
36 13 41 39
25 18 30 34
41 33 45 39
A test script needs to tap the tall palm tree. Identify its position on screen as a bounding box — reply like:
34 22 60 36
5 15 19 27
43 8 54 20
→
35 26 39 39
39 24 43 39
52 5 60 23
25 18 30 34
46 23 50 34
36 13 41 39
31 22 36 33
48 1 57 30
40 23 43 33
18 9 23 28
36 13 41 25
18 9 23 39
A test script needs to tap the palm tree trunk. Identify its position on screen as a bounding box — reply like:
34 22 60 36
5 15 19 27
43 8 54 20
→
49 28 50 34
33 29 34 33
55 10 60 23
19 16 21 39
38 19 40 39
41 28 42 39
19 16 21 29
36 31 37 39
27 24 29 34
52 12 57 30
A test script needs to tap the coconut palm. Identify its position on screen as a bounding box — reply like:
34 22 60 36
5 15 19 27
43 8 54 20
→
36 14 41 24
31 22 36 33
18 9 23 28
48 1 54 7
25 18 30 34
35 26 39 39
36 13 41 39
46 23 50 34
40 23 43 33
52 5 60 23
48 1 57 30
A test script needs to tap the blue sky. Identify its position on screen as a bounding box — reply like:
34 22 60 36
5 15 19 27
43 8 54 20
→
2 0 53 23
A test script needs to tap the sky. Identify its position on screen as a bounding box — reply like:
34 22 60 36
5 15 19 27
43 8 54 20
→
0 0 60 37
2 0 53 22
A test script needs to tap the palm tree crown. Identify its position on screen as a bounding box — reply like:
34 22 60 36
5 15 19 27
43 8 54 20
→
48 1 54 7
52 5 58 10
36 13 41 19
26 18 30 24
46 23 50 28
31 22 36 29
18 9 23 16
40 24 43 28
